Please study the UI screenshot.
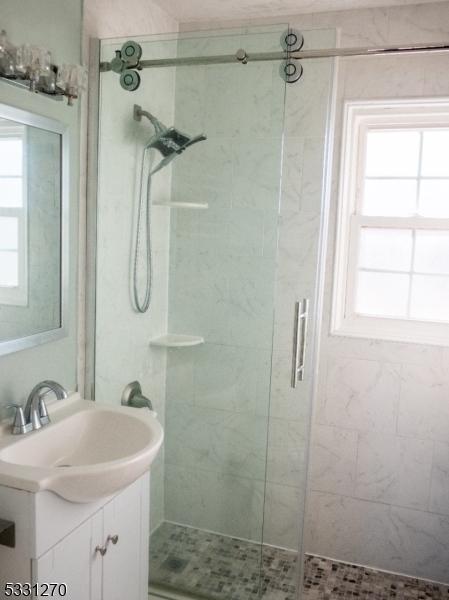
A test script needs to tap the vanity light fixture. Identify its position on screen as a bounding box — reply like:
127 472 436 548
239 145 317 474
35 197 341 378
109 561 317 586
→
0 29 87 105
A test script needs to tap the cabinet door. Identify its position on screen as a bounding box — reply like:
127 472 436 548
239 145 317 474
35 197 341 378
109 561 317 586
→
102 476 149 600
32 512 103 600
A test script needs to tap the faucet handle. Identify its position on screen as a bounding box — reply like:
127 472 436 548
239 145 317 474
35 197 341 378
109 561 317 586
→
38 395 51 426
6 404 32 435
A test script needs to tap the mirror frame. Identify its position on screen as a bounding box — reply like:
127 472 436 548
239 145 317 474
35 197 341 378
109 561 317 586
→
0 102 69 357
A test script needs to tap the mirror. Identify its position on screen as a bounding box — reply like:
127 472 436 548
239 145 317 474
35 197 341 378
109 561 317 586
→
0 104 68 356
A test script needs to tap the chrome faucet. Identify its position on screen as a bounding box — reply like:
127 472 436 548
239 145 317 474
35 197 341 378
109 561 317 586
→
8 380 68 435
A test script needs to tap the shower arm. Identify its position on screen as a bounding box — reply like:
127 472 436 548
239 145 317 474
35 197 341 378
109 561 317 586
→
133 104 166 136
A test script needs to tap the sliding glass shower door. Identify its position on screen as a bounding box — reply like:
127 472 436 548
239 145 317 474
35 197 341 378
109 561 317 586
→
94 24 334 600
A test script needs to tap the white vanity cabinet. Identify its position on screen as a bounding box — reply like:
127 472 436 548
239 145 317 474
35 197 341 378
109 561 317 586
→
0 474 150 600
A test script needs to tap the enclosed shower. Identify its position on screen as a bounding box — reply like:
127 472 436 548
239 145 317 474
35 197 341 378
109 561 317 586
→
93 24 335 600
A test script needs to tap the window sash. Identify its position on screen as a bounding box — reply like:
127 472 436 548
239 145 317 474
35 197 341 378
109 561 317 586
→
332 99 449 346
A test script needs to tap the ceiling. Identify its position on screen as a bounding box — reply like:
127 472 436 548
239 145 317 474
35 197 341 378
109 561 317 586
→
152 0 447 23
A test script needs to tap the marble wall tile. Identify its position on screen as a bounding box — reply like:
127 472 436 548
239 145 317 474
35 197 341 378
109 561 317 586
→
306 491 449 583
285 58 334 139
165 404 268 481
192 343 271 415
342 56 426 100
430 441 449 517
305 491 393 568
317 358 400 433
266 417 307 487
387 506 449 583
387 2 449 44
355 432 433 510
165 464 265 542
280 136 305 213
398 364 449 442
263 482 304 550
309 425 358 496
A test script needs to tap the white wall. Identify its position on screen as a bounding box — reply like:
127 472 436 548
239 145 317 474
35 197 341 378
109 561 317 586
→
0 0 82 408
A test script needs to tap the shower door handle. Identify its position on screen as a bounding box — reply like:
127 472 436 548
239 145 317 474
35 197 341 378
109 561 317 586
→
291 299 309 388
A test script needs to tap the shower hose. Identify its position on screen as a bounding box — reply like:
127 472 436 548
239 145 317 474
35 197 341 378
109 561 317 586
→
132 147 154 313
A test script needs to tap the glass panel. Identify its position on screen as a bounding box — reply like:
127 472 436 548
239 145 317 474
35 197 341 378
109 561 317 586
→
355 270 409 317
414 230 449 275
418 179 449 218
359 228 412 271
410 274 449 322
0 251 18 287
0 178 23 208
365 130 420 177
0 217 18 250
0 139 22 176
362 179 416 216
96 25 334 600
421 130 449 177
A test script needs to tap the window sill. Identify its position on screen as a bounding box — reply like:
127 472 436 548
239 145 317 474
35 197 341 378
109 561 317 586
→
331 315 449 347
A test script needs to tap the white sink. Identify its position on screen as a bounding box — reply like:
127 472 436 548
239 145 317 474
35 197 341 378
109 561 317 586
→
0 396 163 503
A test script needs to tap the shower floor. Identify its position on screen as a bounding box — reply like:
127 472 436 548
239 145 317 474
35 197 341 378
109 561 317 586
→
149 522 299 600
149 523 449 600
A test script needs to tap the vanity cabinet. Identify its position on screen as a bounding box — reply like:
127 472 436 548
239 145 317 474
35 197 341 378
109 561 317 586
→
0 474 150 600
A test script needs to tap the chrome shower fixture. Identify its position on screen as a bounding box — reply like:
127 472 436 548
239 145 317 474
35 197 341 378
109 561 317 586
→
134 104 207 174
131 104 207 314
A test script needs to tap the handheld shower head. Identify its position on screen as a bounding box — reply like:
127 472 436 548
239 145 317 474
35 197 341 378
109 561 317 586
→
134 104 207 173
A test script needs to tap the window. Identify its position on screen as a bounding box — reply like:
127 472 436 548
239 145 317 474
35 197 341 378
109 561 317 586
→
332 100 449 346
0 120 28 306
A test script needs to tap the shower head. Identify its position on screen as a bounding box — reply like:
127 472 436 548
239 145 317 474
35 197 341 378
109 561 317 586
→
134 104 207 174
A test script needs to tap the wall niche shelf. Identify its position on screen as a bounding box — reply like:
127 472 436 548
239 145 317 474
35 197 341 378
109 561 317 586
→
149 334 205 348
152 201 208 210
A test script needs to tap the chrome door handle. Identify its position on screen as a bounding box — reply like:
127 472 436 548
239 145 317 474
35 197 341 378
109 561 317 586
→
291 299 309 388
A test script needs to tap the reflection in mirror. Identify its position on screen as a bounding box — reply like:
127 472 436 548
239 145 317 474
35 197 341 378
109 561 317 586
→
0 115 62 345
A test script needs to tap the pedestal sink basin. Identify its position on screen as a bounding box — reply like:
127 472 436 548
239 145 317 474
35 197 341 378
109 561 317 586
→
0 395 163 503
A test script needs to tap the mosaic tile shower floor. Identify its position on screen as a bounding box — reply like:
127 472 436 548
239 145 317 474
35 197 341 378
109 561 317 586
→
149 523 449 600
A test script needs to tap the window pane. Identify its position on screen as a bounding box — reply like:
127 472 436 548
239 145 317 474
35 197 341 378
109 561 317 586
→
0 217 18 250
365 130 420 177
414 230 449 275
359 228 412 271
0 178 23 208
362 179 416 216
421 130 449 177
410 274 449 322
0 251 18 287
418 179 449 218
0 139 22 176
355 270 409 318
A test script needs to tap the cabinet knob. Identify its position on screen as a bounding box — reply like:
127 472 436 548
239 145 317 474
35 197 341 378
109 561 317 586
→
95 544 107 556
107 534 119 545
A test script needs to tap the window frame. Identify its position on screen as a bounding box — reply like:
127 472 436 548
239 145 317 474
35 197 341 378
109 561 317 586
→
0 121 28 306
332 99 449 346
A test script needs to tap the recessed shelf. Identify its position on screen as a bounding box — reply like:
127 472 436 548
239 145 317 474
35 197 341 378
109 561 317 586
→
152 201 208 210
149 334 205 348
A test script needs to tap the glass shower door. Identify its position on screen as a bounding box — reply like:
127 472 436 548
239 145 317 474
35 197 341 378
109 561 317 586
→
95 23 335 600
151 26 287 600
